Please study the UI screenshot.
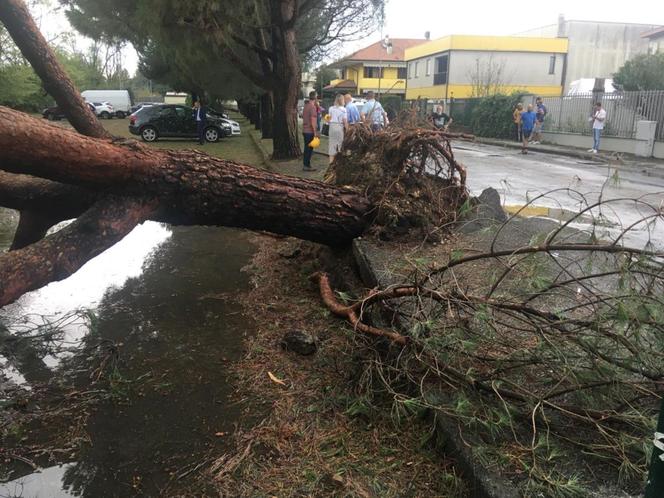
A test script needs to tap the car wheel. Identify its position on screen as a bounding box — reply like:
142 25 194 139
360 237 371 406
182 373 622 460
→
205 127 220 142
116 111 126 119
47 113 55 121
141 126 158 142
100 111 111 119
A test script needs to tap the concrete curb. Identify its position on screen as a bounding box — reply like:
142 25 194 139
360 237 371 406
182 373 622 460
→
351 239 514 498
248 128 275 171
474 137 608 162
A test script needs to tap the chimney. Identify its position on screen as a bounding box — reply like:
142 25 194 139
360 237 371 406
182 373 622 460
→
557 14 566 38
424 31 430 40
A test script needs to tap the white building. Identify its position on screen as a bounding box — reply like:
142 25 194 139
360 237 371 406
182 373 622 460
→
516 16 662 92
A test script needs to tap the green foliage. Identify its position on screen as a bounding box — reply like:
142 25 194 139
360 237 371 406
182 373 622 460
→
0 63 50 111
469 92 525 139
314 65 337 93
614 52 664 91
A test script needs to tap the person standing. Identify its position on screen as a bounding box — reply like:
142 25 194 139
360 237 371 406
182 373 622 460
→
430 103 452 130
512 103 523 142
361 91 388 132
531 96 547 144
344 94 360 124
588 102 607 154
302 91 319 172
520 104 537 154
193 99 207 145
328 93 348 163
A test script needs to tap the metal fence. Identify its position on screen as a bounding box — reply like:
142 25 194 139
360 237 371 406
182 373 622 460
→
536 90 664 141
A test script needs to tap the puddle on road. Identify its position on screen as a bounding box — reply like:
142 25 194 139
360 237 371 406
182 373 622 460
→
1 210 258 496
0 463 77 498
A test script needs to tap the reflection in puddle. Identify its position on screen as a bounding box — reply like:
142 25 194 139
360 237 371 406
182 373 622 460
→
0 222 172 376
0 463 77 498
1 225 259 497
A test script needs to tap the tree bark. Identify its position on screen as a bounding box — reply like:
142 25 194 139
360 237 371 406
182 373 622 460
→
0 0 109 139
0 0 110 252
0 197 157 306
0 106 374 306
260 92 274 139
269 0 302 159
0 106 372 244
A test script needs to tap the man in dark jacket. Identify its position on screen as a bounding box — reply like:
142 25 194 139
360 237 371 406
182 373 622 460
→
193 99 207 145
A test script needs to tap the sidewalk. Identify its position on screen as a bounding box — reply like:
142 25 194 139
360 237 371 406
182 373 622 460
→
475 136 664 175
248 127 328 180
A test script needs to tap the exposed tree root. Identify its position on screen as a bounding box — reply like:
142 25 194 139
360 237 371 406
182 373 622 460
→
326 124 470 240
310 272 407 345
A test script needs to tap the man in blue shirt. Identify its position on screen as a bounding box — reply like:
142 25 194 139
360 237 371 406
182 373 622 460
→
361 91 387 131
344 94 360 124
520 104 537 154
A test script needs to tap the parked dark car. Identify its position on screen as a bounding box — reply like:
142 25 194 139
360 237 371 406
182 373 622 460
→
128 104 232 142
42 103 96 121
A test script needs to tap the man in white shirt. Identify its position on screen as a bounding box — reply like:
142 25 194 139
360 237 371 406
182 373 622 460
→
360 91 388 132
588 102 607 154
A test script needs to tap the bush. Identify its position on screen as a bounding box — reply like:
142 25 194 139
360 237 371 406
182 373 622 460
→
469 93 525 139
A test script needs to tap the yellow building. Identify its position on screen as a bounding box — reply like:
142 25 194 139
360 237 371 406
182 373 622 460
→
326 39 425 96
404 35 569 101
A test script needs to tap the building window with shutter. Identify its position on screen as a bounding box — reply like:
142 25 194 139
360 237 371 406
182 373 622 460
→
548 55 556 74
363 66 383 78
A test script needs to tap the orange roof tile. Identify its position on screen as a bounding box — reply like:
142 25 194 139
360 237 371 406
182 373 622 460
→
337 38 426 63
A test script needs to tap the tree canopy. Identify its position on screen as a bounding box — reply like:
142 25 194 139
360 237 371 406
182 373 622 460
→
60 0 384 158
614 52 664 91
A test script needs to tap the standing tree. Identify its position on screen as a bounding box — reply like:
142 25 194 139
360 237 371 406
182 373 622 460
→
60 0 384 159
468 54 509 98
614 52 664 91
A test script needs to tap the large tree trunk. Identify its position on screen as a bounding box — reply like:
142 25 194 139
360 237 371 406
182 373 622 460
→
271 84 301 159
0 106 373 306
269 0 302 160
0 0 108 139
0 0 371 308
0 0 110 251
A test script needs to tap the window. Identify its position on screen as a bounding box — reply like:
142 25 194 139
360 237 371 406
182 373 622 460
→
414 61 419 78
363 66 383 78
426 58 431 76
159 107 176 117
397 67 407 79
548 55 556 74
433 54 449 85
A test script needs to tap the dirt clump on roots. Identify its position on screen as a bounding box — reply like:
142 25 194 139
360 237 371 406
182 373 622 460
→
326 123 471 241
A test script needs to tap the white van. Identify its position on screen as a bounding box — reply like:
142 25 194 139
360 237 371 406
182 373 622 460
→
81 90 132 118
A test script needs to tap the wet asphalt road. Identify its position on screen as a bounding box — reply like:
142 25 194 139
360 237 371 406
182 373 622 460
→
453 142 664 249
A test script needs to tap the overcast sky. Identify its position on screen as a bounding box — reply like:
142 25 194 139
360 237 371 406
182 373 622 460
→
38 0 663 76
340 0 663 59
379 0 662 40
